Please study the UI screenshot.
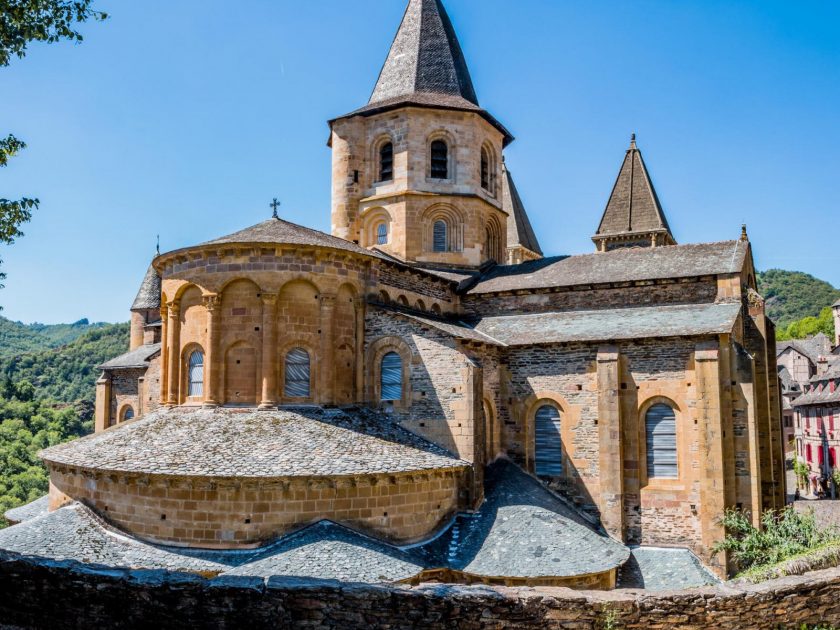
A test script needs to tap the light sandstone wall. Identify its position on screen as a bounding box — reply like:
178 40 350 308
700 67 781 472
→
47 466 467 548
461 277 719 316
108 368 145 425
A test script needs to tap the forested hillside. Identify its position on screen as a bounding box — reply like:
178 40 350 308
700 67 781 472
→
0 322 128 528
0 323 129 403
758 269 840 330
0 317 110 359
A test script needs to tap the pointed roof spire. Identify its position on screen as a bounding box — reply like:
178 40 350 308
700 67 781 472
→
502 165 542 258
593 135 675 251
131 264 161 311
370 0 478 107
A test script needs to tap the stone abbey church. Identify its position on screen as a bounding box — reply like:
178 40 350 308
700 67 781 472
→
2 0 784 588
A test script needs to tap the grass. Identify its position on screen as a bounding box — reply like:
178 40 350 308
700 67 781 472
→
738 540 840 583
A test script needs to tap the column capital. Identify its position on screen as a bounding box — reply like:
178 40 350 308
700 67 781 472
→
260 293 279 305
167 302 180 318
320 293 337 306
203 294 221 312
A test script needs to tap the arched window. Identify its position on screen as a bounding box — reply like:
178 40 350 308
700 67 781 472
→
535 404 562 476
122 406 135 422
379 142 393 182
376 222 388 245
285 348 311 398
380 352 403 401
430 140 448 179
645 403 678 478
433 220 448 252
188 350 204 397
480 147 490 190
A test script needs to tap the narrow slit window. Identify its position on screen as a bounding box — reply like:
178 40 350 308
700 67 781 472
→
534 405 562 476
285 348 311 398
188 350 204 397
430 140 448 179
380 352 402 401
433 220 447 252
481 148 490 190
379 142 393 181
376 222 388 245
646 403 678 478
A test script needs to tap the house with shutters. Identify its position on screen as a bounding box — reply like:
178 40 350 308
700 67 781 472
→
1 0 783 586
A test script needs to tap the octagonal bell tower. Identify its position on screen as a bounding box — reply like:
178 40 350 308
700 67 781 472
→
329 0 516 269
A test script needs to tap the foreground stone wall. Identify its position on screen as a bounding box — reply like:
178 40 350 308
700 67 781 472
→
1 552 839 629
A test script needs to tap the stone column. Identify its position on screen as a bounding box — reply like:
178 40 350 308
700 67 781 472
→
353 296 366 403
259 293 279 409
159 304 168 405
597 345 624 541
319 294 337 404
166 302 181 406
203 294 221 407
94 374 112 433
695 340 727 577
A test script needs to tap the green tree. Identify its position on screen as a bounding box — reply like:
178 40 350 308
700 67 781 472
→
777 307 836 342
0 1 107 300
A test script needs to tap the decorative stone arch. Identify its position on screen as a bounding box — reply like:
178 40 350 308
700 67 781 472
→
118 403 135 424
171 281 207 305
366 336 413 409
431 303 442 316
422 203 464 253
360 207 393 248
217 276 267 298
522 392 572 478
180 342 206 404
484 214 503 263
638 395 684 485
479 140 498 196
396 294 410 307
415 299 426 311
371 133 396 184
426 129 457 181
278 339 317 403
483 396 500 461
278 276 322 301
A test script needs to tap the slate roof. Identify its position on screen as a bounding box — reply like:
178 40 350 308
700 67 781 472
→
594 136 674 243
470 302 743 346
418 460 629 578
778 334 833 363
469 240 749 294
616 547 718 591
190 218 381 259
3 495 49 525
374 305 503 346
131 264 161 310
331 0 513 144
99 343 161 370
503 166 542 257
39 406 467 478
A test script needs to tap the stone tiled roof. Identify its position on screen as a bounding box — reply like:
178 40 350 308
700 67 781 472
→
616 547 718 591
194 218 382 259
778 334 833 363
131 264 161 310
595 136 673 242
503 166 542 257
331 0 513 144
99 343 161 370
375 305 503 346
470 302 743 346
225 521 426 582
469 240 749 295
39 407 467 478
418 460 629 578
3 495 49 525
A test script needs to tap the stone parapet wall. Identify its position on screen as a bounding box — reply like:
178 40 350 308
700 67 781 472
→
1 552 839 629
48 466 466 548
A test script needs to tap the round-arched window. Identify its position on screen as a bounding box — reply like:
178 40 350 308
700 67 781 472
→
433 220 448 252
380 352 403 402
430 140 448 179
534 404 562 476
188 350 204 397
645 403 677 478
376 222 388 245
379 142 393 182
122 406 135 422
285 348 311 398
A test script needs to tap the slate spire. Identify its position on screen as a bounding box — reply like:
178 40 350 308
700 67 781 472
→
370 0 478 107
593 135 676 252
502 164 542 261
131 264 161 311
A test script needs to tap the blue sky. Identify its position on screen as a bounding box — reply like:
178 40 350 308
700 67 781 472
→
1 0 838 324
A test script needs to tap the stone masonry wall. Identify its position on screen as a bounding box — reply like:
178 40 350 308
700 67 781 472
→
2 553 840 629
48 466 466 548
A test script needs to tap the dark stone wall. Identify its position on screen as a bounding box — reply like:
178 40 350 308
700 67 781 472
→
2 552 840 629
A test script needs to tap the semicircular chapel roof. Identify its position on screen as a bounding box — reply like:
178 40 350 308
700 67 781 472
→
39 406 467 479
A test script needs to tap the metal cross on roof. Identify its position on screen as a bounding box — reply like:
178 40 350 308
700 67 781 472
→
270 198 281 219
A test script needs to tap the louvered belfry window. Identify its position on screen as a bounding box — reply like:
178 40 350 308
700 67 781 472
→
188 350 204 397
480 148 490 190
376 222 388 245
433 220 447 252
535 404 562 476
379 142 393 182
285 348 311 398
646 403 678 478
430 140 448 179
380 352 402 401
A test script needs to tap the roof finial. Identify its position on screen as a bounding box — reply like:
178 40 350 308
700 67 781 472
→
630 133 637 148
270 198 281 219
740 223 749 242
155 234 160 256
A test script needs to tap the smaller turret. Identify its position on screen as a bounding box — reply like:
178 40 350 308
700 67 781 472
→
129 264 162 351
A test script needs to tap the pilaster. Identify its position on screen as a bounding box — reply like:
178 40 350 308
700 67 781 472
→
319 294 337 404
353 297 366 403
203 294 221 407
94 374 112 433
597 345 624 541
165 302 181 406
259 294 279 409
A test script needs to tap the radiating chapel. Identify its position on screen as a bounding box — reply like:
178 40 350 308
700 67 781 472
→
3 0 784 587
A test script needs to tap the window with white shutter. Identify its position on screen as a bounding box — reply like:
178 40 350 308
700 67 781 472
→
646 403 678 478
535 404 562 476
380 352 402 401
284 348 311 398
188 350 204 397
